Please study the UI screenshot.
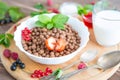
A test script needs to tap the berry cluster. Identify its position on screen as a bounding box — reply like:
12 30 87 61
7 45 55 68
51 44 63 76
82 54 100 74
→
11 59 25 71
22 27 31 41
3 49 25 71
0 16 12 24
3 49 18 60
31 67 53 78
78 62 87 69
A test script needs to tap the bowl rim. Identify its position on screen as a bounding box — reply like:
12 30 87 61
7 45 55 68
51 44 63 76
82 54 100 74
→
14 13 90 60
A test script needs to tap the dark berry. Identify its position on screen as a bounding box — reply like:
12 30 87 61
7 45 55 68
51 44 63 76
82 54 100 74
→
5 18 11 23
16 59 22 64
0 19 7 24
19 63 25 69
11 52 19 60
9 17 12 22
3 49 11 58
10 65 17 71
12 62 18 67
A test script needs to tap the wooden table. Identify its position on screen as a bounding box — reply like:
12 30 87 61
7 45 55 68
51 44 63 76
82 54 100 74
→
0 0 120 80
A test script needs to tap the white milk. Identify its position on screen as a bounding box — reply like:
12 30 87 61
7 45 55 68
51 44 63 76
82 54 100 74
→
93 10 120 46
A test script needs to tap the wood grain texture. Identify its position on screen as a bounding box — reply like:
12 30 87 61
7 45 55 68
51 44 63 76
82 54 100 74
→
0 17 120 80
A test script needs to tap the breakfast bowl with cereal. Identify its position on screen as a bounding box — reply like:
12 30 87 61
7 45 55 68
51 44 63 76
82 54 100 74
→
14 13 89 65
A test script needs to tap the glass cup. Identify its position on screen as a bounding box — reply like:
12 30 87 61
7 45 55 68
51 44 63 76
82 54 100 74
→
92 0 120 46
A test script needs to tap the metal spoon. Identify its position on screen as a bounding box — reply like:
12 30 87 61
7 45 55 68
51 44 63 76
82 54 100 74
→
60 50 120 80
41 50 98 80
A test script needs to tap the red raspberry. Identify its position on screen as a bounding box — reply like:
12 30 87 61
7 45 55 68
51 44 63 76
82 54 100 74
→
11 52 19 60
78 62 87 69
3 49 11 58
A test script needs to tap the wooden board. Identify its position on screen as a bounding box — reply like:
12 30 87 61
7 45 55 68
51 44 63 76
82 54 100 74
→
0 17 120 80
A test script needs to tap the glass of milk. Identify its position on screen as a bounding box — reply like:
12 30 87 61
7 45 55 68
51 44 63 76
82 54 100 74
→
93 0 120 46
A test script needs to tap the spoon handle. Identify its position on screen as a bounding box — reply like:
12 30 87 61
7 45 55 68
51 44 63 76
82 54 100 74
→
62 60 80 71
60 65 98 80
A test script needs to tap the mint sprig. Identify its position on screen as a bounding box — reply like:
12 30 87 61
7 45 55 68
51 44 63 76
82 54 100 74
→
77 4 93 15
0 33 13 47
30 3 48 17
0 1 24 22
0 2 9 20
9 7 24 22
35 14 69 30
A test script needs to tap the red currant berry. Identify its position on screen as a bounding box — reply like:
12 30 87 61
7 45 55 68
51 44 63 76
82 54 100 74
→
31 74 36 78
34 70 39 74
40 72 44 77
44 72 49 76
36 74 41 78
49 69 53 73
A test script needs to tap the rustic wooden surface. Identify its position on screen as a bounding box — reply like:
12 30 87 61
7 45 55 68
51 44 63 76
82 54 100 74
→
0 0 120 80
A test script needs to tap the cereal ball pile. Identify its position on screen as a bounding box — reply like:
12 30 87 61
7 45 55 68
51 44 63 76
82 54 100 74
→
22 25 81 58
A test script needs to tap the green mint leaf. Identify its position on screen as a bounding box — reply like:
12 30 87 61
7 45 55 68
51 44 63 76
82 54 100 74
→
54 23 65 30
77 5 84 15
30 12 41 17
7 34 14 39
0 10 6 20
84 4 93 12
30 10 48 17
35 21 45 27
34 3 45 10
4 37 10 47
9 7 24 22
0 34 5 44
38 14 51 24
52 14 69 25
0 34 5 39
0 2 9 20
0 38 4 44
0 2 9 12
47 22 53 29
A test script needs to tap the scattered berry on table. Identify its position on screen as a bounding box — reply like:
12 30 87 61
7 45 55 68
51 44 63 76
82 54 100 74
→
11 52 19 60
12 62 18 67
3 49 11 58
16 59 22 64
31 67 53 78
0 16 12 24
78 62 87 69
19 63 25 69
10 65 17 71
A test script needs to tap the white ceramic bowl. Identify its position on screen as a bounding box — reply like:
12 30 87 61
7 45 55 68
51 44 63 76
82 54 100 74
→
14 13 89 65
